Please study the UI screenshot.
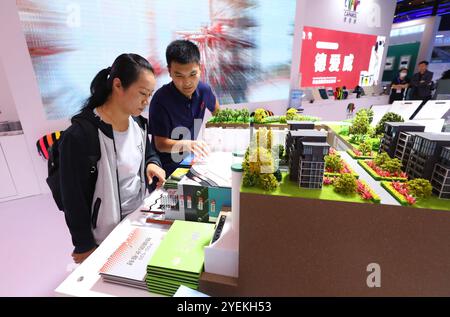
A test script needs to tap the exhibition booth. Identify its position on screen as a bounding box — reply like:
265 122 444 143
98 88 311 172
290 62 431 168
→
2 0 450 297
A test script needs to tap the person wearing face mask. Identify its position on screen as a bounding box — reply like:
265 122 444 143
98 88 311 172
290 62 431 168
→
389 68 410 104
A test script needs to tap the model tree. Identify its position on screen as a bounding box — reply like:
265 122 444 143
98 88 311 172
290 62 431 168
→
284 108 320 122
375 112 404 135
380 157 403 174
358 140 373 156
356 108 374 124
407 178 432 199
349 110 370 141
286 108 298 121
253 108 269 124
209 108 250 123
242 147 278 191
242 128 280 191
242 170 257 187
258 173 279 191
233 108 250 123
325 154 344 173
273 169 282 182
334 174 357 195
370 151 406 177
374 152 390 167
278 144 285 160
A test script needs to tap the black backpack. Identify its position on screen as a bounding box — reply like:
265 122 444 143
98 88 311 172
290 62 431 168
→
45 118 100 211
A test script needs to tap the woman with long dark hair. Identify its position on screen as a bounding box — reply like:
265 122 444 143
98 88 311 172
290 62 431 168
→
59 54 165 263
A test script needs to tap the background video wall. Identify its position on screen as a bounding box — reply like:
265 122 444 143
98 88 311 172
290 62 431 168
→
17 0 296 120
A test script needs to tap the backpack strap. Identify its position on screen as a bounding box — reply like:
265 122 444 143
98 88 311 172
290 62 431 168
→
36 131 63 160
72 118 101 174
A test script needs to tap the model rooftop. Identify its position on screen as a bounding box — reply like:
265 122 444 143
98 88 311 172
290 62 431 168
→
413 132 450 142
289 130 327 137
385 122 425 127
286 120 315 125
404 131 425 136
302 142 330 147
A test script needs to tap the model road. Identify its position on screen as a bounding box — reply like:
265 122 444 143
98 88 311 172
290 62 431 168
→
339 151 401 206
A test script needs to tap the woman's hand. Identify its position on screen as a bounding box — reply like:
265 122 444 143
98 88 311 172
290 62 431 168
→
146 163 166 188
72 247 97 264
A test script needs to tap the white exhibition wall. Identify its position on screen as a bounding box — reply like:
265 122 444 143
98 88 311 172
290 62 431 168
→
0 61 20 123
0 0 68 195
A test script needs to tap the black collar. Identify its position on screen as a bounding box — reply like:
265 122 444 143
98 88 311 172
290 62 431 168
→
73 108 147 139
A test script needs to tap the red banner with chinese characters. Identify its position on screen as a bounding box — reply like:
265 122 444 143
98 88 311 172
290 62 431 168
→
300 26 377 88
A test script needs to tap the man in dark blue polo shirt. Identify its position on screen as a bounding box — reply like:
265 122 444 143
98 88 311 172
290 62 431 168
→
149 40 220 176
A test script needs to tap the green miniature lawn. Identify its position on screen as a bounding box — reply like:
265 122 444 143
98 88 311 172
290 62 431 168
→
241 172 372 204
207 121 249 124
327 124 347 132
413 196 450 211
381 181 450 211
327 124 354 145
327 124 380 151
256 122 286 125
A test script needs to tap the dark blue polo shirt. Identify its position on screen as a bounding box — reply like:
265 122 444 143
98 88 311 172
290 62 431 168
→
148 81 216 175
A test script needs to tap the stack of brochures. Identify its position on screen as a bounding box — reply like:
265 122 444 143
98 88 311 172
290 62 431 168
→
146 220 214 296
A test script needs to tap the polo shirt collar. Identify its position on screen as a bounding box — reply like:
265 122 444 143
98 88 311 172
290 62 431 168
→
169 81 200 103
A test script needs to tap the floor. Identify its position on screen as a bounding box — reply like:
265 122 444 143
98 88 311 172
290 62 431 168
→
0 193 75 296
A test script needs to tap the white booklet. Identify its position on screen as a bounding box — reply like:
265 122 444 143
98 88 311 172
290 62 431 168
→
99 226 165 286
173 285 210 297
